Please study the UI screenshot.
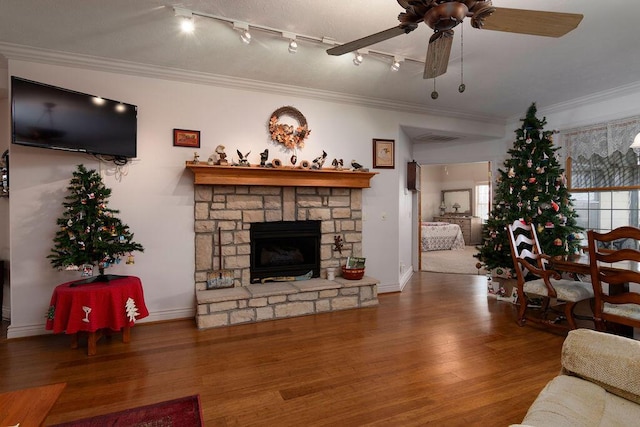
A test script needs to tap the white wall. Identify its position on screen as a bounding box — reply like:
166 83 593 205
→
3 57 507 337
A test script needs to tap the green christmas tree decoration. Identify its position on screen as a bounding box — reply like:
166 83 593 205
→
48 164 144 281
475 103 583 273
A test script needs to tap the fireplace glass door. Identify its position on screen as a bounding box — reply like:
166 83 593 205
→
250 220 320 283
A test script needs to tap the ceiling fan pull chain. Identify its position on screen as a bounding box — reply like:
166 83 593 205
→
431 78 439 100
459 22 466 93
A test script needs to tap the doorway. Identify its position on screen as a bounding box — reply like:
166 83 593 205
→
418 161 490 272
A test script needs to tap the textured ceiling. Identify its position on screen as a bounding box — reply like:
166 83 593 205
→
1 0 639 131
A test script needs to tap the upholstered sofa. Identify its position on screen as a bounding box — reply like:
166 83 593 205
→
511 328 640 427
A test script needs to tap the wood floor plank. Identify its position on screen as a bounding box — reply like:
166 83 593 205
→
0 272 571 426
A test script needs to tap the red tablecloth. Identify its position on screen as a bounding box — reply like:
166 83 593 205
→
46 276 149 334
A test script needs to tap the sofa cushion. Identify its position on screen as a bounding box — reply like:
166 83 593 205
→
561 329 640 405
519 375 640 427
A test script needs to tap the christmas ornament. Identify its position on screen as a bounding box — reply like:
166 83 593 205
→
554 238 563 246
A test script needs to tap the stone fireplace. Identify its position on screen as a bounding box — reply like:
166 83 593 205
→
187 163 379 329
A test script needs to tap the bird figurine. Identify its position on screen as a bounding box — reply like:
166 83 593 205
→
311 150 327 169
260 149 269 167
331 158 344 170
215 145 228 165
351 160 364 171
236 149 251 166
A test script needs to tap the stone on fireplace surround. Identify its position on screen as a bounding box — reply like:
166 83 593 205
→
196 276 378 329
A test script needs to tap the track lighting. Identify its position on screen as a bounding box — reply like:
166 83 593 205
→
390 57 403 72
168 6 435 77
282 32 297 54
174 7 194 34
353 52 364 66
233 22 251 44
288 39 298 53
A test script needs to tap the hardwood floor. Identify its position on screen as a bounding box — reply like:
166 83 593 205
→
0 272 572 426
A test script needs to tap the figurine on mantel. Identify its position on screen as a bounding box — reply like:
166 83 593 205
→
351 160 368 172
259 149 270 167
215 145 228 165
332 158 344 170
311 150 327 169
193 152 200 164
236 149 251 167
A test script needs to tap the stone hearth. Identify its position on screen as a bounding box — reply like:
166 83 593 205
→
187 163 379 329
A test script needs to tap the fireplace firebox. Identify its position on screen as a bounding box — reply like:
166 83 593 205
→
250 220 321 283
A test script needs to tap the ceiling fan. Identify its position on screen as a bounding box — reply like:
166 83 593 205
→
326 0 583 79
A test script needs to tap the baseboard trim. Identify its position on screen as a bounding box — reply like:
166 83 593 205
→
6 307 195 339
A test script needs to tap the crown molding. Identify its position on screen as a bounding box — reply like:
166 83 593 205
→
506 80 640 126
0 42 504 125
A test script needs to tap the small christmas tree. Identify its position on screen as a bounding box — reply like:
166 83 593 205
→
475 103 582 273
48 164 144 281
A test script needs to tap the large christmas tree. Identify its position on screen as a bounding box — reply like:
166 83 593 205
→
48 164 144 280
475 103 582 272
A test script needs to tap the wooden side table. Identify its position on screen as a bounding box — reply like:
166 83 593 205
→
0 383 66 426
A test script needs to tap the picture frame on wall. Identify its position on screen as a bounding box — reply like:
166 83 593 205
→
173 129 200 148
373 139 395 169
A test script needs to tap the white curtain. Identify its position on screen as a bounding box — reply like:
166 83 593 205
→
562 116 640 160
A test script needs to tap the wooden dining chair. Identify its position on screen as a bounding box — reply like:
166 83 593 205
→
587 226 640 333
507 219 594 331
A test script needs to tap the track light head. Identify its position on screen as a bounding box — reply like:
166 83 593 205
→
288 39 298 54
282 33 297 54
174 7 194 33
353 52 364 66
391 57 403 72
233 22 251 44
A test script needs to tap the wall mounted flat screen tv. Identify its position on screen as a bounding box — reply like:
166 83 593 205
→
11 76 137 159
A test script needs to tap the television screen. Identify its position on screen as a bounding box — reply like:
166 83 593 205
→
11 77 137 159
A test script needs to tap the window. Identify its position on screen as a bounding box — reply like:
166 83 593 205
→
572 190 640 233
475 183 489 221
563 116 640 235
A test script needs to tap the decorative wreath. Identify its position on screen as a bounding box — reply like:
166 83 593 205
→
268 106 310 150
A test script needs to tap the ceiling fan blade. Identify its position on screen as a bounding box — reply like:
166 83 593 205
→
326 25 413 56
423 31 453 79
481 8 583 37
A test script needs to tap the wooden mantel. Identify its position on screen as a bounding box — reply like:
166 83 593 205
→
185 162 377 188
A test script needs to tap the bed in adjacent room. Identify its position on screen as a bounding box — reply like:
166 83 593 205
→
421 222 465 251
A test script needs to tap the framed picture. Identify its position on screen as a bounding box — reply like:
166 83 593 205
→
373 139 395 169
173 129 200 148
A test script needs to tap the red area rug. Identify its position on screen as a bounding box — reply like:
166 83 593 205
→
52 395 203 426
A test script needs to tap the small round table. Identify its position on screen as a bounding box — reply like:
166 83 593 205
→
46 275 148 355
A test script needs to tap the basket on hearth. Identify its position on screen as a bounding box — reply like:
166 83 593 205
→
341 266 365 280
